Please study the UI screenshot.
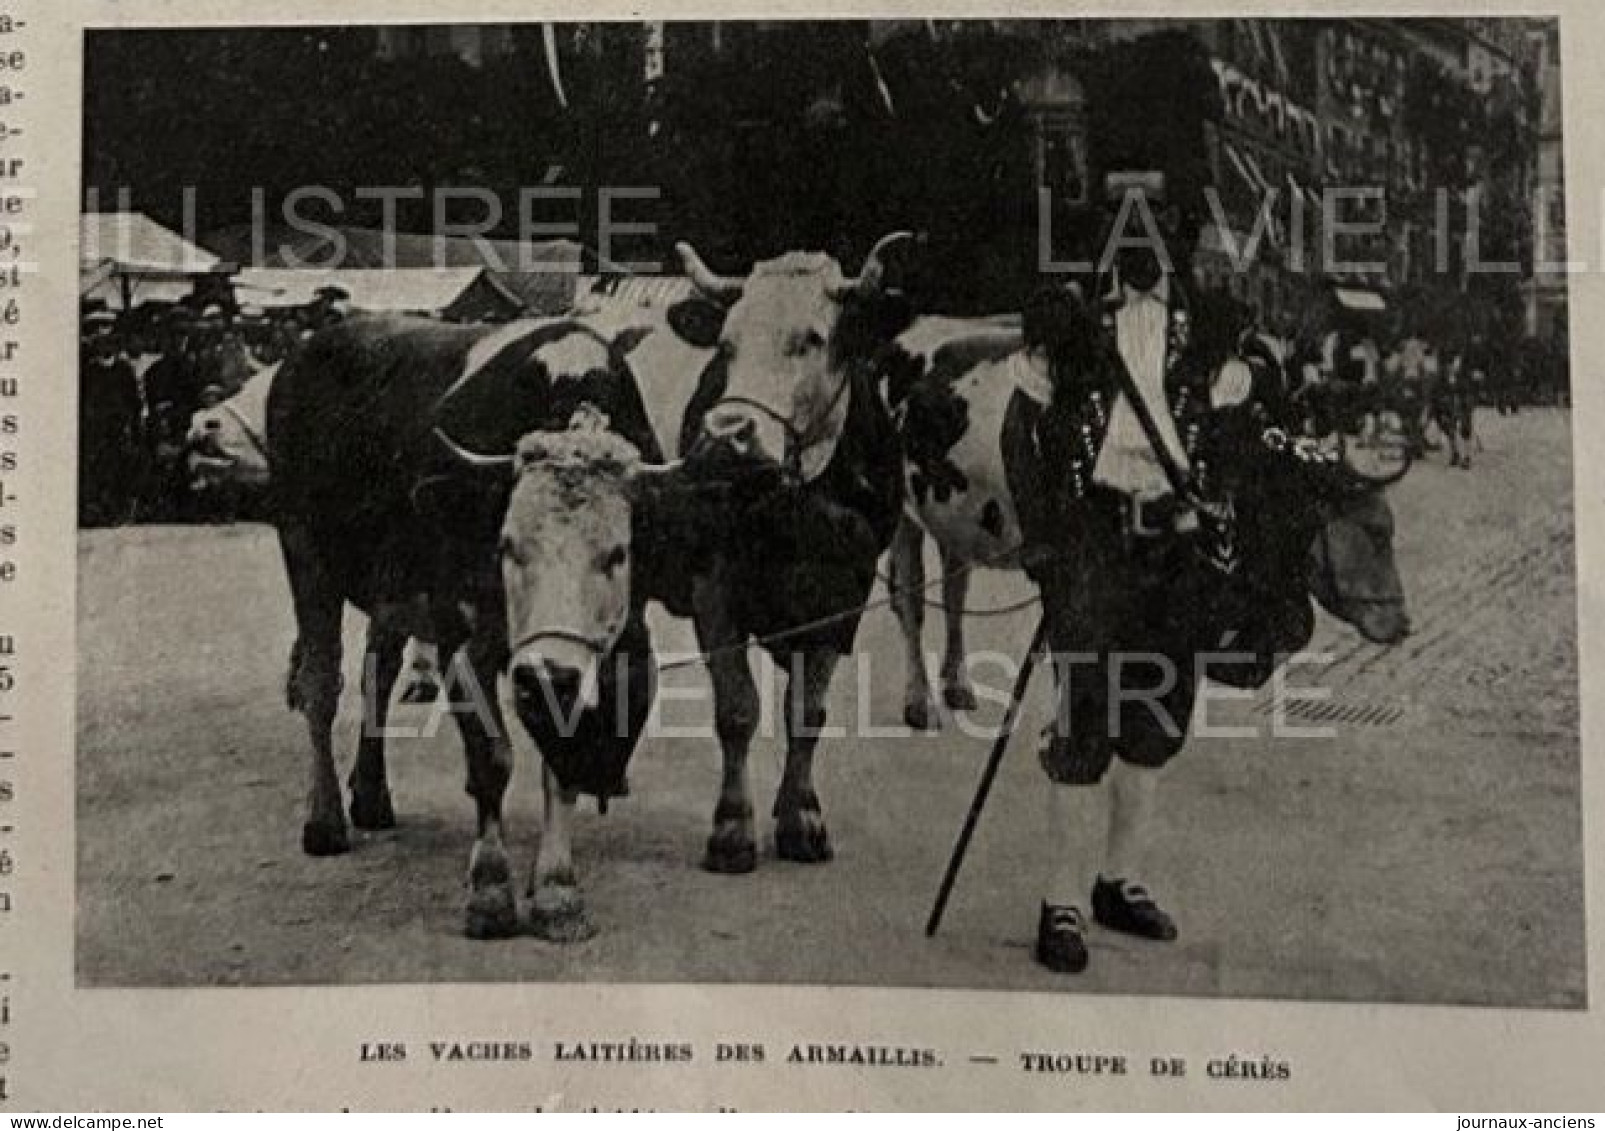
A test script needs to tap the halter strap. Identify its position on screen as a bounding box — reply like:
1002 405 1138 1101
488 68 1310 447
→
508 627 611 662
709 365 853 481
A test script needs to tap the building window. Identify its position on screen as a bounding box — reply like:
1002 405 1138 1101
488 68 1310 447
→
1036 116 1088 207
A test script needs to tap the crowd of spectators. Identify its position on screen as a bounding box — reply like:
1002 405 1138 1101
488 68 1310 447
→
77 290 345 526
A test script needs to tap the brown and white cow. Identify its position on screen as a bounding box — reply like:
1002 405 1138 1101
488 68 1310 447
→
882 313 1414 731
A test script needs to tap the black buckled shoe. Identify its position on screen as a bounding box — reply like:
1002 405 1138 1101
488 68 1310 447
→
1092 877 1178 941
1034 902 1090 974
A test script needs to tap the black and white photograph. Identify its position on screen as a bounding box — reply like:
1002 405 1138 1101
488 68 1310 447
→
75 17 1582 1008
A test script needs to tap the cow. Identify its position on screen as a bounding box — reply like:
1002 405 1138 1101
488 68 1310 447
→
880 279 1413 974
885 310 1413 731
267 232 914 933
266 312 698 940
667 233 916 872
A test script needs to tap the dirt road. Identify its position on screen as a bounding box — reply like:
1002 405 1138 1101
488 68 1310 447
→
76 408 1584 1006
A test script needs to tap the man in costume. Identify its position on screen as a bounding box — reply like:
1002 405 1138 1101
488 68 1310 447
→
1010 171 1307 973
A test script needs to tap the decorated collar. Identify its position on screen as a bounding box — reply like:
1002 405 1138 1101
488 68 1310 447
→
1099 269 1193 388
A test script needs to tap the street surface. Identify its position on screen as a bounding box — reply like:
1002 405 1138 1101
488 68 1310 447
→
76 408 1584 1006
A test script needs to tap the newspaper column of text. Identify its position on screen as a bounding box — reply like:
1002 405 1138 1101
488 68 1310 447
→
0 4 28 1108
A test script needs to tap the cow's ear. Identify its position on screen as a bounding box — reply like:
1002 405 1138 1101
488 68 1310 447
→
411 473 509 540
667 297 728 350
1023 284 1094 356
612 326 654 357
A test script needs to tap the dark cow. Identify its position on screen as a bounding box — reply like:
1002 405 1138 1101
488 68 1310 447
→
669 234 915 871
188 363 444 707
267 312 690 940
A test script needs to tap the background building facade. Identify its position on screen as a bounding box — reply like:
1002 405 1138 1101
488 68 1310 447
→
85 17 1561 341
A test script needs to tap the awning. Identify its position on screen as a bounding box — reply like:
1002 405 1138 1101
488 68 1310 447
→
576 274 695 306
80 274 212 311
1287 173 1325 218
1196 223 1236 256
1332 285 1387 313
1224 144 1261 197
80 212 234 308
1239 149 1274 197
81 212 221 275
234 268 486 314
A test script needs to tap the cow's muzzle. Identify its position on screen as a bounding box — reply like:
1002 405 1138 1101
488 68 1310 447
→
704 405 760 457
512 657 588 714
690 403 797 491
509 630 607 715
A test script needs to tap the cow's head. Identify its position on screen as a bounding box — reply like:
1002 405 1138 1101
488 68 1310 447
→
675 232 915 482
435 412 680 721
185 364 276 490
1306 480 1411 645
500 420 661 720
1264 422 1412 646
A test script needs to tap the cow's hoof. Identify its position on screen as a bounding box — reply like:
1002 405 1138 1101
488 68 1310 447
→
465 886 519 940
775 812 834 864
703 828 758 875
301 819 349 857
465 843 519 940
904 700 941 731
942 684 979 712
348 788 396 831
530 884 596 944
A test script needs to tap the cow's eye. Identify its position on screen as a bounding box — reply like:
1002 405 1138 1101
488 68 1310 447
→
601 545 628 573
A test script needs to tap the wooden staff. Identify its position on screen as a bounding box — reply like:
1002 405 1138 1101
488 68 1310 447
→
925 614 1049 938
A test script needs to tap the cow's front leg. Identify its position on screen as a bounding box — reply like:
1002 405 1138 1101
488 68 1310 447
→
279 525 348 857
937 546 977 711
890 515 940 729
349 616 405 830
293 635 347 856
696 575 759 874
528 763 595 942
774 648 839 863
447 635 519 939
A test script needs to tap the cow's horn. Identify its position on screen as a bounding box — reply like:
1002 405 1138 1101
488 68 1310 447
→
631 458 685 481
434 427 516 471
676 242 744 303
626 458 687 502
828 230 917 300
